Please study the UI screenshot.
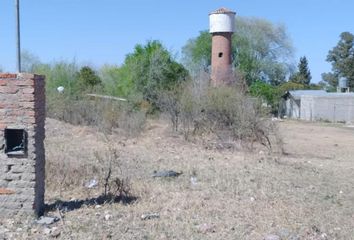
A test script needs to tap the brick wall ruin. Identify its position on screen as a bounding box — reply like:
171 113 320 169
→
0 73 45 217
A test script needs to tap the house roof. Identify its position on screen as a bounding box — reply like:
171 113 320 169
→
284 90 354 100
308 92 354 98
284 90 327 100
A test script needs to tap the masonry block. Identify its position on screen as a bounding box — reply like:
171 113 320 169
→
0 73 46 217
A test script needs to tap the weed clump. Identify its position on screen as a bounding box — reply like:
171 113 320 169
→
182 86 275 149
46 93 146 137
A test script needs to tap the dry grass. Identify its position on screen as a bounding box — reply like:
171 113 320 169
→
47 95 147 136
1 118 354 239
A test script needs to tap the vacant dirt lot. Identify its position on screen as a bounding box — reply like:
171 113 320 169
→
1 118 354 239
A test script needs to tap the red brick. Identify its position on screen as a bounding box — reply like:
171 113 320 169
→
0 188 15 195
0 103 17 109
211 32 233 86
19 94 35 102
27 111 35 117
11 79 34 86
0 80 7 86
20 102 34 109
0 73 17 79
0 86 20 94
22 88 34 94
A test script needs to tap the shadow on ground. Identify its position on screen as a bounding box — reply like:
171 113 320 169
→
45 194 138 213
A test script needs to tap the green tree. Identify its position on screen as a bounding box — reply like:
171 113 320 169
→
100 64 133 97
276 81 306 94
123 40 188 105
34 60 79 95
249 81 277 108
289 56 312 85
320 72 338 91
21 50 41 72
182 31 211 75
76 66 102 91
323 32 354 88
182 16 294 86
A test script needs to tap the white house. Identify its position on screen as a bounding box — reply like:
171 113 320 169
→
281 90 354 123
281 90 326 119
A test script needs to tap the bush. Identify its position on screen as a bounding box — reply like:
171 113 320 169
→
46 93 146 136
46 146 133 203
173 77 277 150
76 66 102 91
123 40 188 108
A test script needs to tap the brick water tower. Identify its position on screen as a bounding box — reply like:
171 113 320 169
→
209 8 236 86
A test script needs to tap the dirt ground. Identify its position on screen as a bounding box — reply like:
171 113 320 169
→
1 118 354 239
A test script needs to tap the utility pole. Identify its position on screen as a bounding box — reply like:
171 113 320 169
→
15 0 21 72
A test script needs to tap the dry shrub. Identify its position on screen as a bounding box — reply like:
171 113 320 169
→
156 87 182 131
46 93 146 136
46 145 132 202
94 150 132 201
179 82 278 150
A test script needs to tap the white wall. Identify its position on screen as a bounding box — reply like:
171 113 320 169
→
285 98 300 119
301 95 354 122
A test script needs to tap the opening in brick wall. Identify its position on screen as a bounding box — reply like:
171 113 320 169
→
4 129 27 156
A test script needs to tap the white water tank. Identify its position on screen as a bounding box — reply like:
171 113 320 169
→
339 77 348 88
209 8 236 33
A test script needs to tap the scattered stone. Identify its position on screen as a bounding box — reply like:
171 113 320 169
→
263 234 281 240
95 205 102 209
50 227 61 238
43 227 52 235
321 233 328 239
152 170 182 178
36 216 59 225
141 213 160 220
190 176 197 185
104 214 112 221
86 179 98 188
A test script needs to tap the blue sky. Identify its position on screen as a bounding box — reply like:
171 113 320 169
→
0 0 353 82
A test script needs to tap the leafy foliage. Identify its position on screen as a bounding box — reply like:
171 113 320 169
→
290 56 312 85
124 40 188 107
76 66 102 90
100 64 133 97
249 81 277 108
276 81 306 94
320 72 338 91
21 50 41 73
322 32 354 88
182 31 212 75
34 60 80 96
